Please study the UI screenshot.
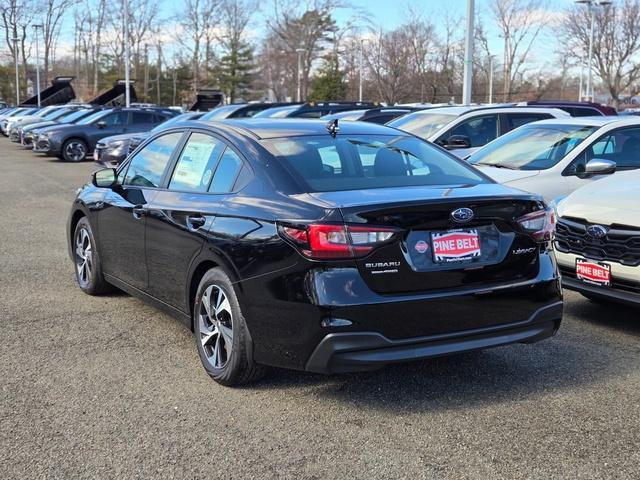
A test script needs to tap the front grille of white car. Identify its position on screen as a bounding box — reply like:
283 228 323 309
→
555 217 640 267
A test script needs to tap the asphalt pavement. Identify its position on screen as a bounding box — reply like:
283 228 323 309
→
0 139 639 479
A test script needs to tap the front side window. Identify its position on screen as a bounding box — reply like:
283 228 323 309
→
263 135 486 192
470 124 597 171
123 132 183 188
443 115 499 147
101 112 128 126
566 127 640 174
168 133 225 192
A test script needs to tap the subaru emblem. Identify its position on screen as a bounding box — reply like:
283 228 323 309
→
587 225 608 239
451 207 474 223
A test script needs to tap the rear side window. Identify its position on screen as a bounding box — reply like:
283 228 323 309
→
132 111 154 124
209 148 243 192
263 135 487 192
571 107 601 117
123 132 183 187
169 133 225 192
506 113 552 131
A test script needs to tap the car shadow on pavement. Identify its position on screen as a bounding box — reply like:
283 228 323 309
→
250 301 638 413
564 297 640 335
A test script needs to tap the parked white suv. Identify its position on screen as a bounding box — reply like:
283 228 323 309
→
554 169 640 306
387 105 569 157
469 117 640 201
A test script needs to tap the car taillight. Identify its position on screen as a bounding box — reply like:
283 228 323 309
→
516 208 555 241
280 224 398 259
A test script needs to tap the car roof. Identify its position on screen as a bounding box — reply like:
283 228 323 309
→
192 118 409 140
520 116 637 128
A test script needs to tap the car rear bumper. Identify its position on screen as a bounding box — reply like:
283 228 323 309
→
243 251 563 371
305 302 562 373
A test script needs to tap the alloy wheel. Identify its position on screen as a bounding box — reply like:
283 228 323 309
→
198 285 234 369
65 141 86 161
75 227 93 287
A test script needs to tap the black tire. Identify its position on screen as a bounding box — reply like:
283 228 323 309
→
193 268 265 386
73 217 112 295
62 138 88 162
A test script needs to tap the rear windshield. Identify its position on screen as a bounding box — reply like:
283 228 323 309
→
388 112 457 138
263 135 487 192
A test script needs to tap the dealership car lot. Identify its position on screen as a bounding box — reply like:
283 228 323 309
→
1 141 639 478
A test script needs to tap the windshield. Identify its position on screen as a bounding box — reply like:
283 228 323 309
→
388 112 457 138
263 134 487 192
200 105 244 120
77 110 111 125
46 109 73 120
254 106 299 118
469 124 597 170
61 109 95 123
36 107 58 118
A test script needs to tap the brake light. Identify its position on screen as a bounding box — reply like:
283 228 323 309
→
280 224 398 259
516 208 555 241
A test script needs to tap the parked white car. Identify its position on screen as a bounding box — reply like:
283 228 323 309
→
469 117 640 201
387 105 569 157
554 169 640 306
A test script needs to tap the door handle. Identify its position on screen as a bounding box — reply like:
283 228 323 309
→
187 215 206 230
132 205 146 219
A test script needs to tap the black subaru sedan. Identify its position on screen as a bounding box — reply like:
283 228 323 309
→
67 119 562 386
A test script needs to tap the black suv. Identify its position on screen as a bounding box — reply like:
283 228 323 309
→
68 118 562 386
33 108 177 162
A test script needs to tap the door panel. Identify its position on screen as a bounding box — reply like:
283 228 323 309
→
98 187 156 289
145 131 228 311
145 191 222 311
99 131 185 289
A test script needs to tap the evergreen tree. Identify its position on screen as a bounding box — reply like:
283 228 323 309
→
218 40 254 103
308 56 346 102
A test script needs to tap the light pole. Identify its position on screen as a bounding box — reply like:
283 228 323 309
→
12 37 20 105
296 48 305 102
359 39 364 102
488 55 494 104
576 0 612 102
462 0 475 105
123 0 131 107
33 24 43 107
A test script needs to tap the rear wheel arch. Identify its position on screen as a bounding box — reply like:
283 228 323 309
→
188 259 243 328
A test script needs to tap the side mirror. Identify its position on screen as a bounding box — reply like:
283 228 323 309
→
585 158 616 175
92 168 117 188
96 121 107 129
445 134 471 149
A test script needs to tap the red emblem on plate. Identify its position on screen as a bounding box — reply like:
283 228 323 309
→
415 240 429 253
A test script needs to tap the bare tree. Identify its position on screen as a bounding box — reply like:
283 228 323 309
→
177 0 221 93
563 0 640 107
1 0 36 100
269 0 338 100
40 0 77 82
492 0 546 101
